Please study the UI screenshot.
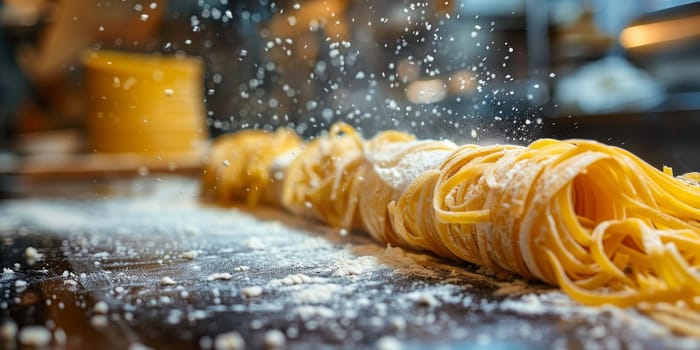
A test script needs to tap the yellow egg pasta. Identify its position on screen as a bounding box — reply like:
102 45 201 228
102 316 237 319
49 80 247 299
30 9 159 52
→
202 123 700 336
201 127 302 206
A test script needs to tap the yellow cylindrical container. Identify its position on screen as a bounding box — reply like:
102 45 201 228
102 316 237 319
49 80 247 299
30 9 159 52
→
83 50 208 155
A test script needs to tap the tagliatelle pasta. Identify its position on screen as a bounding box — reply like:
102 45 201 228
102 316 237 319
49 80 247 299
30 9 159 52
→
200 127 302 206
201 123 700 336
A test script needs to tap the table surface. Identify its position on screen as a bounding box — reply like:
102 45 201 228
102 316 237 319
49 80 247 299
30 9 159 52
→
1 177 698 349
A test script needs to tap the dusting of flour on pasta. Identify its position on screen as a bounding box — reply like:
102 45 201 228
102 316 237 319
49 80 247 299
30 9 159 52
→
372 146 453 191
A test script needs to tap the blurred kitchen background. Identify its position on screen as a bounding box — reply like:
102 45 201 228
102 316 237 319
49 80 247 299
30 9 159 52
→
1 0 700 192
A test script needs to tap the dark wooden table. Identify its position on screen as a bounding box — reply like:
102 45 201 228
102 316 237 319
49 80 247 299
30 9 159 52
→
1 177 697 349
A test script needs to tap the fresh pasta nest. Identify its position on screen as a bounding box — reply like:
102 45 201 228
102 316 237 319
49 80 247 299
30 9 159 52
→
201 123 700 336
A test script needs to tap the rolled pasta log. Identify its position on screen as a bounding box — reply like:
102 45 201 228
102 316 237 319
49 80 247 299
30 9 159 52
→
200 128 302 206
202 123 700 336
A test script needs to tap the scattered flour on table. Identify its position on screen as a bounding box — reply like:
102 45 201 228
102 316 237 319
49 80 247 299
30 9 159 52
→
25 246 43 265
301 236 333 248
207 273 233 281
180 250 199 260
241 286 264 298
243 237 265 250
54 328 67 345
293 305 336 320
63 279 78 287
93 301 109 314
214 331 245 350
3 202 90 230
263 329 286 349
160 276 176 286
375 335 402 350
293 284 342 304
260 233 691 348
1 268 14 278
18 326 52 347
405 292 441 308
332 254 379 277
267 273 325 288
91 315 108 328
15 280 28 293
495 291 674 337
4 181 699 349
128 343 154 350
